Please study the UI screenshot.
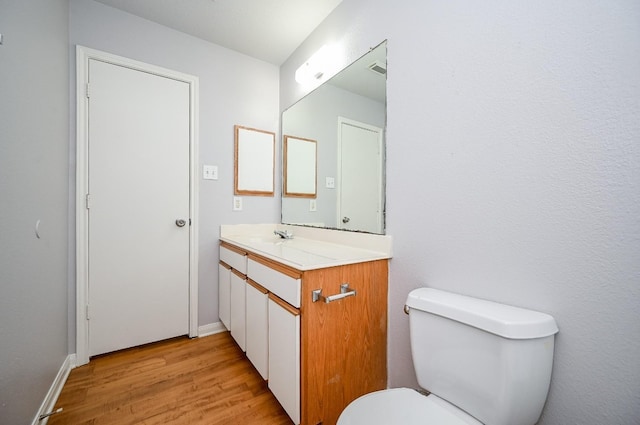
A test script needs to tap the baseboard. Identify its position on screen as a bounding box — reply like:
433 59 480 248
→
198 321 227 337
31 353 76 425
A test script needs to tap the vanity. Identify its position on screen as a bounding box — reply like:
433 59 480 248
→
218 224 392 425
220 40 389 424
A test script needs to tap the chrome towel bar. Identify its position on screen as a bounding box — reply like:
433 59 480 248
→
312 283 356 303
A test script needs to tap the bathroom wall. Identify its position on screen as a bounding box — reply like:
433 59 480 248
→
280 0 640 423
68 0 280 348
0 0 70 423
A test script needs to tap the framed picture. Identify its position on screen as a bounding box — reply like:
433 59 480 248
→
234 125 275 196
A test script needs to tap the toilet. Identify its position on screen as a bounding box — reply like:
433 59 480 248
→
338 288 558 425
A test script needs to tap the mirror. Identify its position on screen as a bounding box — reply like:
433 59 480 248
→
281 41 387 233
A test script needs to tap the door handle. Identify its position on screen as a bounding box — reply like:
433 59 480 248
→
342 216 350 223
175 219 187 227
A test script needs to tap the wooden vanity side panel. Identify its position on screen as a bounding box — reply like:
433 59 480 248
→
300 260 388 425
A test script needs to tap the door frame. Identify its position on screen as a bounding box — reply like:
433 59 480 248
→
75 46 199 366
336 117 384 233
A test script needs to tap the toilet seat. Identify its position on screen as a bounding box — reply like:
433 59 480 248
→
337 388 483 425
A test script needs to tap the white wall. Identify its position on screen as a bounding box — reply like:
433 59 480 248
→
68 0 280 347
0 0 70 423
281 0 640 423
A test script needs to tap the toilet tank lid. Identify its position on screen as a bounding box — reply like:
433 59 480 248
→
406 288 559 339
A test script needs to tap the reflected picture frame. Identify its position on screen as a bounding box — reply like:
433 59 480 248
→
283 135 317 198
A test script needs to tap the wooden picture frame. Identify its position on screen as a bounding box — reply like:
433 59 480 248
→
283 135 317 198
234 125 275 196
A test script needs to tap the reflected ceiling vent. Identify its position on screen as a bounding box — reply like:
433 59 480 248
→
367 60 387 75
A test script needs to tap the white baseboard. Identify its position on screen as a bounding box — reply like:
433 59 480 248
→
31 353 76 425
198 321 227 337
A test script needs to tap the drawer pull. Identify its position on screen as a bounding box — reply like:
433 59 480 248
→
312 283 356 303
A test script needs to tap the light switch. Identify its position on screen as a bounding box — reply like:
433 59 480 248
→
203 165 218 180
326 177 335 189
233 196 242 211
309 199 317 211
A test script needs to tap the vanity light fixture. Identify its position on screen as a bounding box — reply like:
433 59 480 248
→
295 44 338 86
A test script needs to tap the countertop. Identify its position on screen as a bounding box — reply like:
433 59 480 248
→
220 224 392 271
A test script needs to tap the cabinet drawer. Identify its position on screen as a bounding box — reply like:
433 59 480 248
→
220 244 247 274
248 258 301 308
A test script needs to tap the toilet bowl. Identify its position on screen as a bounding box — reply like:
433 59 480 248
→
337 288 558 425
337 388 481 425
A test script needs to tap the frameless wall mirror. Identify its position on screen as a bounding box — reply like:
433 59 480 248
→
281 40 387 234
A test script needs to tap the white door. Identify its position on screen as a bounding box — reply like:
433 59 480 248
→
337 118 384 233
87 59 190 356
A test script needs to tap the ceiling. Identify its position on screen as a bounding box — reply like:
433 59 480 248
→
94 0 343 65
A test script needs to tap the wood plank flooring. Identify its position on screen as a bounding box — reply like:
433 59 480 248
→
49 332 293 425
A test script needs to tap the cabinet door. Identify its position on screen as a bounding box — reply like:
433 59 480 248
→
218 262 231 330
230 270 246 351
246 280 269 380
268 296 300 425
301 260 388 425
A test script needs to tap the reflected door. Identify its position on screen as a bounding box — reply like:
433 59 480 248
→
337 118 383 233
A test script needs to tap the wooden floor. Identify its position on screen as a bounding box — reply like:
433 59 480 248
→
49 332 293 425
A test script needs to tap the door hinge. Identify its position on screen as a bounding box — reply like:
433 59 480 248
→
189 218 192 226
85 193 91 209
85 304 90 320
86 82 91 99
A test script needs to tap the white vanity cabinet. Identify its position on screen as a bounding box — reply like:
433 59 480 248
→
246 279 269 380
219 240 388 425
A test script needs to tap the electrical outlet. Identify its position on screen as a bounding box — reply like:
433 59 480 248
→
233 196 242 211
309 199 317 211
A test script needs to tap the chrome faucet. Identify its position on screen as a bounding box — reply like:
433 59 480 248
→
273 229 293 239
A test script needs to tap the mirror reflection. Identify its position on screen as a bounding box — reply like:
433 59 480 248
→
281 41 387 234
284 135 317 198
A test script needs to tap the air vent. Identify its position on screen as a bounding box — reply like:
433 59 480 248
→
367 60 387 75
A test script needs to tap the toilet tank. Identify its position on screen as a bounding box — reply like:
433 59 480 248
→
405 288 558 425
